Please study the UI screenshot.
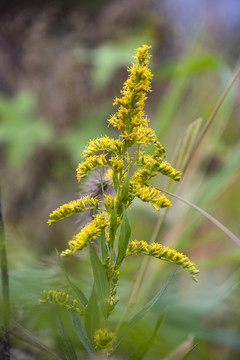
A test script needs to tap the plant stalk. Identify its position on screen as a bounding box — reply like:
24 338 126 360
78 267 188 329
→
0 189 10 359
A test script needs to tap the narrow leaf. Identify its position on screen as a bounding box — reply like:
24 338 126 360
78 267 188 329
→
57 315 78 360
129 310 167 360
56 250 88 308
116 209 131 267
120 171 130 201
85 284 100 346
99 228 109 261
89 244 109 318
112 170 118 192
71 311 92 357
113 269 177 352
109 206 118 243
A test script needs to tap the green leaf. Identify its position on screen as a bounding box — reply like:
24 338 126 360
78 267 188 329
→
113 269 177 352
57 315 78 360
109 206 118 243
56 250 88 308
112 171 119 192
182 342 199 360
71 311 92 357
85 284 100 346
120 171 130 202
89 244 109 318
129 310 167 360
99 228 109 261
116 209 131 267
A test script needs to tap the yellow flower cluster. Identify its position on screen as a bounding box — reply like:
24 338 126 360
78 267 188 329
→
130 182 171 210
108 45 153 141
61 213 109 257
39 290 84 314
76 154 108 181
48 196 99 224
139 155 182 181
128 126 157 145
47 45 183 258
93 328 115 355
82 136 122 158
127 240 199 282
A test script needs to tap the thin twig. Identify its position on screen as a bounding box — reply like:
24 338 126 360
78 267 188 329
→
159 188 240 247
0 188 10 359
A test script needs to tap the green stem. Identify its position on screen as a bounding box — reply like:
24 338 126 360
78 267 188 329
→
0 189 10 359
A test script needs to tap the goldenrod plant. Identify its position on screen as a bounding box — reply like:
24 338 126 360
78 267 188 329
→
40 45 199 358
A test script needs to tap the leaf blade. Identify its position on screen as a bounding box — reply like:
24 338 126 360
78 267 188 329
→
113 269 177 352
85 284 100 346
89 244 109 318
129 309 167 360
57 315 78 360
71 311 92 357
116 208 131 267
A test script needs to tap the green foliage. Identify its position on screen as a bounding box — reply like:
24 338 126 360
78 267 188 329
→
3 40 240 360
113 269 176 353
71 311 93 357
129 311 167 360
85 285 100 347
116 208 131 267
0 91 53 165
58 316 78 360
89 243 110 319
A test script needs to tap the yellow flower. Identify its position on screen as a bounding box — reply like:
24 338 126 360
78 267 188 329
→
39 290 84 314
130 181 171 210
109 156 125 172
109 45 153 136
48 196 99 224
94 328 115 356
126 240 199 282
82 136 122 158
76 154 108 182
61 213 109 256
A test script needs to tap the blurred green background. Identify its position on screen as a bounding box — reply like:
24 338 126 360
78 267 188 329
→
0 0 240 359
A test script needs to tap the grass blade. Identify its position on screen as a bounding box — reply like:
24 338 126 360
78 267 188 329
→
182 342 199 360
129 309 167 360
71 311 92 357
57 315 78 360
113 269 177 352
